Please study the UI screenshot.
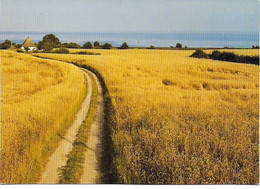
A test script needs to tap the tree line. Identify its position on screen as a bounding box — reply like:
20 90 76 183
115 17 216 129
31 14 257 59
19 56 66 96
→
1 34 259 51
1 34 186 51
36 34 117 52
0 34 130 52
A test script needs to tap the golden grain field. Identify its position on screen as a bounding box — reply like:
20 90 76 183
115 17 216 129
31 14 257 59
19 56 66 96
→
3 48 259 184
0 50 87 183
35 49 259 184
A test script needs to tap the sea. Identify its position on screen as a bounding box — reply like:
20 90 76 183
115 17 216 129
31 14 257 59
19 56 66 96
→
0 32 258 48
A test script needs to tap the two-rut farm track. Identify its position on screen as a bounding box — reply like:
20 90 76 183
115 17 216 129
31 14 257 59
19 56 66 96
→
38 59 104 184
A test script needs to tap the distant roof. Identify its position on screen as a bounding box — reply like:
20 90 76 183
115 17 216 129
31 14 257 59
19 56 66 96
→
22 37 36 48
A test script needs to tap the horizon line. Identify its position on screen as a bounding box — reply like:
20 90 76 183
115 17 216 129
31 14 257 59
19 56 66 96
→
0 31 259 35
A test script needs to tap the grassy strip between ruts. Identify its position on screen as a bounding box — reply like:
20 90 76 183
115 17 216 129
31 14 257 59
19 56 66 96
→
36 70 89 183
58 71 98 184
36 75 88 183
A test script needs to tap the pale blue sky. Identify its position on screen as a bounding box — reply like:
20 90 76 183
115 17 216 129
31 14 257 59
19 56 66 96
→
0 0 259 33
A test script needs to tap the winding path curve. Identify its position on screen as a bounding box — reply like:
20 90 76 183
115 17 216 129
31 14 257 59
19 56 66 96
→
38 62 104 183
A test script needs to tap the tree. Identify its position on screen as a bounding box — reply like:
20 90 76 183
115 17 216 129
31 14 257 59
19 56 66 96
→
0 40 11 49
42 42 53 52
149 45 155 49
190 49 208 58
63 42 80 48
42 34 61 46
38 34 61 49
211 50 221 60
101 43 112 49
94 41 100 48
120 42 128 49
83 41 93 49
37 40 45 50
16 44 22 48
176 43 182 48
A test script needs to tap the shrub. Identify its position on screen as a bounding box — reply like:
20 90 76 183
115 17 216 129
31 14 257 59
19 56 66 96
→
211 50 221 60
191 50 259 65
16 44 22 48
119 42 128 49
83 41 93 49
238 55 259 65
218 52 237 62
176 43 182 48
54 47 69 54
63 42 80 49
73 51 101 55
0 40 12 49
210 51 259 65
101 43 112 49
190 49 208 58
94 41 100 48
16 49 24 53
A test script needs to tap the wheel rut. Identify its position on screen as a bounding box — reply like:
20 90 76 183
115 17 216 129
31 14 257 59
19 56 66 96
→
39 69 92 183
35 56 105 184
80 69 104 184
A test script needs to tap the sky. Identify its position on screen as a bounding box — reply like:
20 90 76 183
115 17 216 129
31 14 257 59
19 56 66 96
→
0 0 259 34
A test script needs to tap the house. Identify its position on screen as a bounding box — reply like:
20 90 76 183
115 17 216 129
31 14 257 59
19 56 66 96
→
21 36 37 51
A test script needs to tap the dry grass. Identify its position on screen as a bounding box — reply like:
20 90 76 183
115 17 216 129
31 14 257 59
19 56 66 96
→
0 50 87 183
33 49 259 184
58 72 98 184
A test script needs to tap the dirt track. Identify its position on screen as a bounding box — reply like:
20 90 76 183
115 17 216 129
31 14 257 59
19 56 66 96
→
39 68 93 184
80 69 104 184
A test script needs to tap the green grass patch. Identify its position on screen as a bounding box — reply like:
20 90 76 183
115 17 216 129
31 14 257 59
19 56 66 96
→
58 71 98 183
